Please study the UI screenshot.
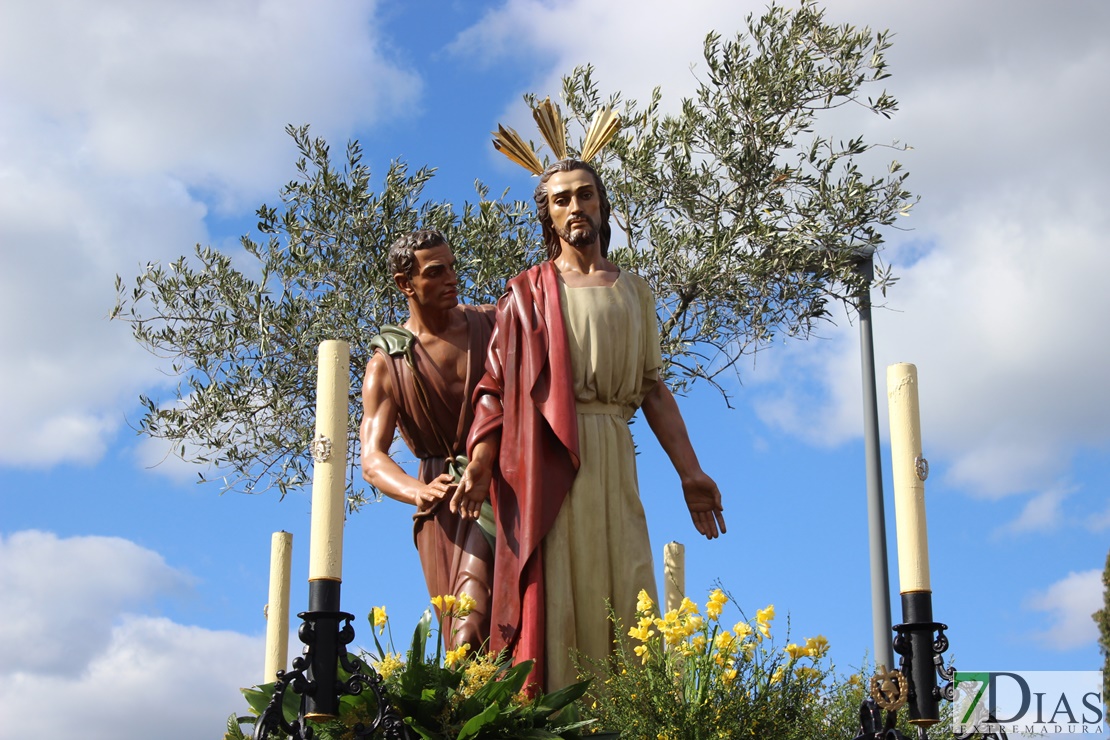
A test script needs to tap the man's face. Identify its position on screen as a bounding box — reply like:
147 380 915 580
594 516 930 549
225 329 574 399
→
546 169 602 250
398 243 458 311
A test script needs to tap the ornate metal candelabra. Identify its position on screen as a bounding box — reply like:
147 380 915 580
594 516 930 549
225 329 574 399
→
251 581 410 740
854 609 1008 740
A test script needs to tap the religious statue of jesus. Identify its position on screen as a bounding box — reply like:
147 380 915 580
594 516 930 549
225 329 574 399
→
452 156 726 690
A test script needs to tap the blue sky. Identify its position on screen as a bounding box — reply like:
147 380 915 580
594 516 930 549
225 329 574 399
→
1 1 1108 737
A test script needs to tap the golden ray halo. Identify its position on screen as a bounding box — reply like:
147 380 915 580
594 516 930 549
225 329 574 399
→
491 97 621 175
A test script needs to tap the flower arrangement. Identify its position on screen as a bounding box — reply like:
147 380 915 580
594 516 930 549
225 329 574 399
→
580 587 848 740
228 595 592 740
225 587 954 739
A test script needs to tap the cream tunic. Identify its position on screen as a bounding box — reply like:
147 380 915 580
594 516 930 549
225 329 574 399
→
543 271 662 690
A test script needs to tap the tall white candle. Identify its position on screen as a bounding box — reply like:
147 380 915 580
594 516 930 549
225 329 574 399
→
263 531 293 683
887 363 931 593
663 541 685 614
308 340 349 582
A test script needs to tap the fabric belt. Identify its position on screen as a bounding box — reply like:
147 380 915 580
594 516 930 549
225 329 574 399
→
576 400 633 421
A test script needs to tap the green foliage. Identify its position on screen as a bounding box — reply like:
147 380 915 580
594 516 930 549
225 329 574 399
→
581 587 833 739
229 605 592 740
225 594 962 739
1096 547 1110 703
581 587 952 739
114 1 913 496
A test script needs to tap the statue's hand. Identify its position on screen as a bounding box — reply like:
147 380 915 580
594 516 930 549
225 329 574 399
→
450 458 491 520
416 473 455 513
682 471 726 540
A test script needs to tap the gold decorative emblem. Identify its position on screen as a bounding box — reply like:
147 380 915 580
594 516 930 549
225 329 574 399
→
492 97 622 175
311 433 332 463
870 667 909 711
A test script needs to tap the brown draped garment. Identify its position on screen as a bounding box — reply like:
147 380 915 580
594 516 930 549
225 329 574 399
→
374 304 496 649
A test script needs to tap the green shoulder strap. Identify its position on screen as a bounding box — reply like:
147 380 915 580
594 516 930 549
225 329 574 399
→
368 324 416 360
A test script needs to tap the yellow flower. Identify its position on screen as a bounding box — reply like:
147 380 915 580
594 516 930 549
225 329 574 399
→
637 589 655 614
713 630 735 653
684 615 705 635
740 642 754 660
706 588 727 621
456 593 477 618
628 624 655 642
444 642 470 668
458 656 499 699
755 604 774 640
804 635 829 658
634 643 651 665
442 594 457 612
638 615 655 629
848 673 863 687
722 667 738 685
692 634 708 653
430 595 444 611
373 652 403 681
369 606 387 634
784 643 807 661
770 666 784 684
679 597 699 615
733 621 753 639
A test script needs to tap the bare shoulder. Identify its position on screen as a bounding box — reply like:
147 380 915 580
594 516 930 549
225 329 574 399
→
362 351 392 397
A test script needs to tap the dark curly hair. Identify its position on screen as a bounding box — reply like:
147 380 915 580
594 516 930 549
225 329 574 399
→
533 160 612 260
388 229 449 278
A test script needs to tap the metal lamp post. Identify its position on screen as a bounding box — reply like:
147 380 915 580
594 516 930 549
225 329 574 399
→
854 246 896 674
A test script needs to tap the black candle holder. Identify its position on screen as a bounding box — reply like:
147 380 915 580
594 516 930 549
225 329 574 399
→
853 601 1009 740
250 581 410 740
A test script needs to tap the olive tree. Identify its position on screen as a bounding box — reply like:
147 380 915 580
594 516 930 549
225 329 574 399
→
113 1 914 503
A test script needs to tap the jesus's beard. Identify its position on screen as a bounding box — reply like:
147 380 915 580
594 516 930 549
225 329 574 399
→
557 216 598 248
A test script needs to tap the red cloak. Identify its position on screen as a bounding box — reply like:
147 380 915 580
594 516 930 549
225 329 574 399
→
467 262 580 690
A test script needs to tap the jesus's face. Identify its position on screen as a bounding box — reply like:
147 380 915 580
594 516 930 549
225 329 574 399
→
546 169 603 251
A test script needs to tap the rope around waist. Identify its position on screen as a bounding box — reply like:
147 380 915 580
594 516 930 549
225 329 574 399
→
576 400 634 421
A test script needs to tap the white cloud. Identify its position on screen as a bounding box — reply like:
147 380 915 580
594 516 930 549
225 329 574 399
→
0 531 263 740
1025 569 1103 651
2 616 262 740
0 0 419 469
754 185 1110 499
0 0 418 202
450 0 1110 500
997 483 1076 536
0 531 193 673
